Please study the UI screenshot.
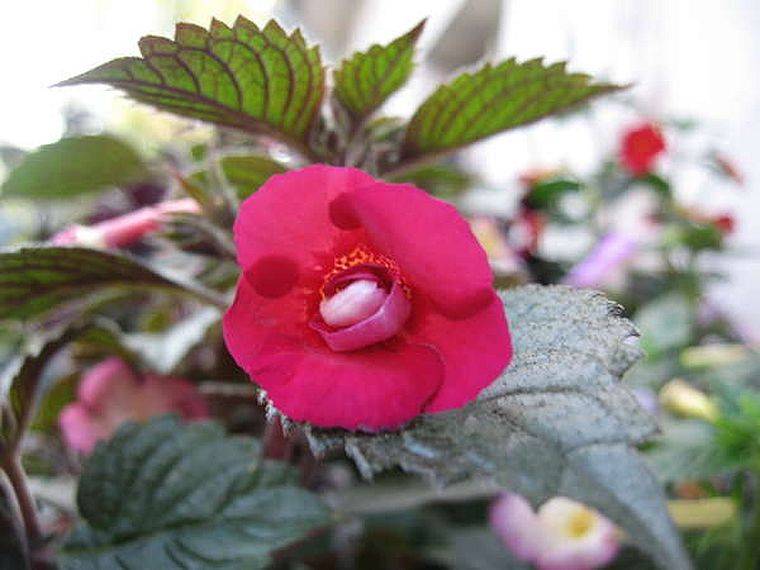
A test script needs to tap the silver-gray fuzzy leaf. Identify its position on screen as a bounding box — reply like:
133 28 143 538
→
306 285 691 570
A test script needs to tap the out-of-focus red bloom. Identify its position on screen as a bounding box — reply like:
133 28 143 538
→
619 123 666 176
223 165 512 431
680 207 736 236
59 358 209 454
713 153 744 185
711 214 735 235
52 198 200 248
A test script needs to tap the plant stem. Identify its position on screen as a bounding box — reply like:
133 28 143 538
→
0 468 30 568
2 455 42 551
737 480 760 570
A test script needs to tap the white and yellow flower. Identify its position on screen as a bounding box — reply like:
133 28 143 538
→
491 493 620 570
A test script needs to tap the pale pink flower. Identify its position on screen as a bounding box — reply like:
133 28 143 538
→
52 198 200 248
491 493 620 570
59 358 209 454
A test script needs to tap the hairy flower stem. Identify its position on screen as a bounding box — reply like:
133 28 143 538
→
2 454 42 556
262 418 293 462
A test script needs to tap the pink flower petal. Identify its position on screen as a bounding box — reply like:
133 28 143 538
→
490 493 546 563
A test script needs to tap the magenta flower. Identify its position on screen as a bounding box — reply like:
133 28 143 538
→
491 493 620 570
223 165 512 431
563 233 638 289
52 198 200 248
59 358 209 454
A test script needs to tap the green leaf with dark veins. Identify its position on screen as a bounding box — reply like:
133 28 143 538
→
0 246 225 322
401 58 622 159
1 135 146 200
58 416 329 570
58 18 325 147
192 154 287 199
333 20 425 120
306 286 691 570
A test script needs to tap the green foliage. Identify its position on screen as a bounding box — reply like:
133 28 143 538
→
307 285 689 570
645 419 723 483
334 21 424 120
193 154 288 199
714 391 760 469
58 18 325 145
524 177 582 209
58 416 329 569
401 58 621 159
0 246 224 321
636 293 694 357
1 324 89 446
1 135 146 200
390 164 472 198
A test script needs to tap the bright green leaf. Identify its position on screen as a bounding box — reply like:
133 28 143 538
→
401 59 621 159
334 21 425 120
1 135 146 200
307 286 690 570
0 246 226 321
58 416 329 569
58 18 325 146
192 154 287 199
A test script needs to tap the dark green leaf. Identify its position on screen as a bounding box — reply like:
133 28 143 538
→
58 18 325 146
401 59 621 158
333 21 424 119
635 173 671 197
1 136 146 200
307 286 690 570
58 416 329 569
193 155 287 199
524 177 582 209
0 245 226 321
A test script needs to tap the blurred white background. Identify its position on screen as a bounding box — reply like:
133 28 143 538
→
1 0 758 334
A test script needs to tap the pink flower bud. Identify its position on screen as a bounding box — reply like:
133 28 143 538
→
59 358 209 454
51 198 200 248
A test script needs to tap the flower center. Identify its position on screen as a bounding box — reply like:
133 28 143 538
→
319 279 388 327
565 508 595 539
310 264 411 352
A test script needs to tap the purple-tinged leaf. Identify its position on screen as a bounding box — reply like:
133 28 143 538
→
333 20 425 120
58 18 325 145
400 58 622 159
